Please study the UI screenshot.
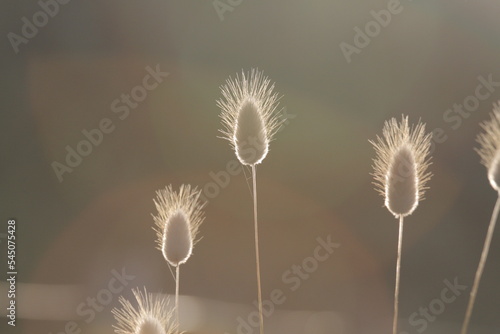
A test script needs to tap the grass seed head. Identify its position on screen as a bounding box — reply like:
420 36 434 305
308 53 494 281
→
476 102 500 191
217 68 283 166
152 184 205 266
112 287 175 334
370 115 432 218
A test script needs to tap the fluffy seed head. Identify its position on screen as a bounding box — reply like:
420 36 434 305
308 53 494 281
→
152 185 205 266
217 69 283 166
370 115 432 218
476 103 500 191
112 287 175 334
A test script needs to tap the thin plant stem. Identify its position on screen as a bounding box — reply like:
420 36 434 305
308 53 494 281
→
461 194 500 334
252 165 264 334
393 215 404 334
176 264 180 332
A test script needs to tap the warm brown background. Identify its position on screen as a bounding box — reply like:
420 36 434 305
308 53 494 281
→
1 1 500 333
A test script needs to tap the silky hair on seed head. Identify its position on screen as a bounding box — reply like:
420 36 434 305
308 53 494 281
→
217 68 283 166
476 102 500 191
152 184 205 267
112 287 175 334
370 115 432 217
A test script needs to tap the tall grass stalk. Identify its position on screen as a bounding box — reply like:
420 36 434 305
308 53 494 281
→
152 185 205 333
462 104 500 334
175 265 180 330
460 195 500 334
218 69 283 334
252 165 264 334
370 115 432 334
393 215 403 334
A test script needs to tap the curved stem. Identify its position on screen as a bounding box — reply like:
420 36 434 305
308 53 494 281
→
393 215 404 334
461 194 500 334
176 265 180 332
252 165 264 334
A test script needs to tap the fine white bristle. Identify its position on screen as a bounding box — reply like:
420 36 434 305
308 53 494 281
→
370 115 432 217
152 185 205 267
476 103 500 191
112 287 175 334
217 69 282 166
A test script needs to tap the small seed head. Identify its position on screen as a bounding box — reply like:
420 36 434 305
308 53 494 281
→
112 287 175 334
476 103 500 192
370 115 432 218
217 69 283 166
152 185 205 266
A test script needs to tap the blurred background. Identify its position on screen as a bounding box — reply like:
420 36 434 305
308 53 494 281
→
1 0 500 333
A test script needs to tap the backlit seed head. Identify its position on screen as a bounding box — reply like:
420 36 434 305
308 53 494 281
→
152 185 205 266
476 102 500 191
217 69 283 166
112 287 175 334
370 116 432 218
